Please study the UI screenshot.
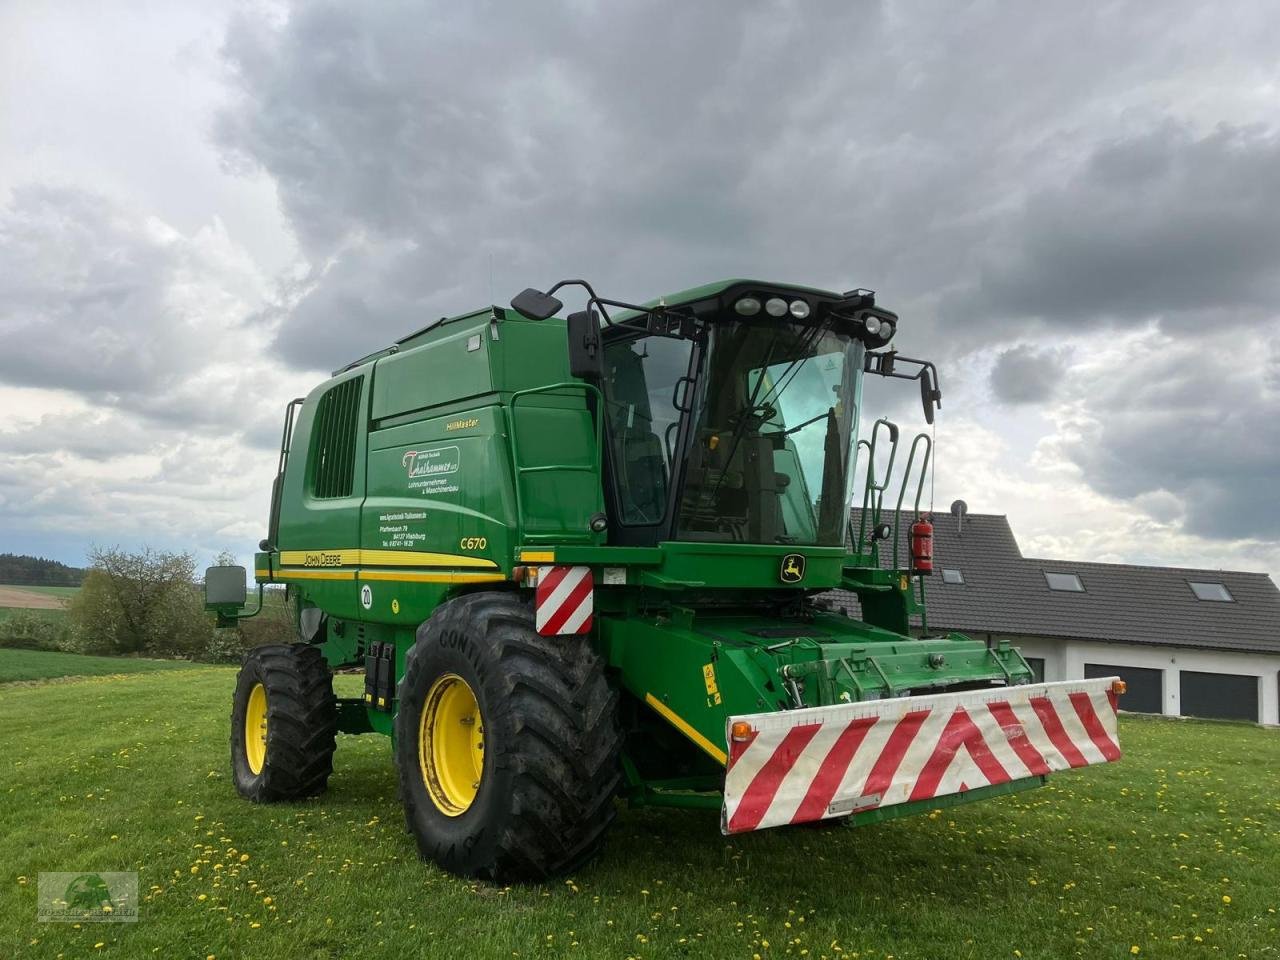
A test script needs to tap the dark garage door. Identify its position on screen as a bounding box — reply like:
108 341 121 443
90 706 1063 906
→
1024 657 1045 683
1084 663 1162 714
1179 671 1258 722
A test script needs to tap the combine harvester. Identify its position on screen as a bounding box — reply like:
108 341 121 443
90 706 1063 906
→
207 279 1124 879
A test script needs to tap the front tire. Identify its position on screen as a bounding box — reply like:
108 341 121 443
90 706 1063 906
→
231 644 338 802
394 592 622 880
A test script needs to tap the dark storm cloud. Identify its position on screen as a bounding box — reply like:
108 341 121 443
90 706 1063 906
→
1057 328 1280 539
216 1 1280 371
963 124 1280 329
989 345 1069 404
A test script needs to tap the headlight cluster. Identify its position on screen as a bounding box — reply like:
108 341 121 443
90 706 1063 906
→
734 295 810 320
862 314 895 342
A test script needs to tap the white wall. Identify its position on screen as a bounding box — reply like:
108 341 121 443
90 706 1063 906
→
990 634 1280 726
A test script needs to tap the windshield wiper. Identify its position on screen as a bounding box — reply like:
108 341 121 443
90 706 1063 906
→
763 409 832 439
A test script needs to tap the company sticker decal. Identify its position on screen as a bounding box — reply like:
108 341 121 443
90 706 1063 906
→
402 446 461 496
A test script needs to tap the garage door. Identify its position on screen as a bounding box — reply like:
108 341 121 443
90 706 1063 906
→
1084 663 1162 714
1179 671 1259 722
1024 657 1045 683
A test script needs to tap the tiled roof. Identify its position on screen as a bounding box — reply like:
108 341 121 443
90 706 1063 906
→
828 510 1280 655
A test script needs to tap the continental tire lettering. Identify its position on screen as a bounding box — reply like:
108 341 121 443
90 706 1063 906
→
439 628 467 651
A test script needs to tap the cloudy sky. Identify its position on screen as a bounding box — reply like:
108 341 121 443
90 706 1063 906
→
2 0 1278 575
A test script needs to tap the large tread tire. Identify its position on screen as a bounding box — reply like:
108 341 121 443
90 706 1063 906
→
394 591 622 881
231 643 338 802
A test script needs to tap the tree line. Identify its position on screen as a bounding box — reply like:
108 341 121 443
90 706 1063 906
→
0 553 86 586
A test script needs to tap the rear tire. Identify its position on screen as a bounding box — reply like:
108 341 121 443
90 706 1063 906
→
394 592 622 880
231 644 338 802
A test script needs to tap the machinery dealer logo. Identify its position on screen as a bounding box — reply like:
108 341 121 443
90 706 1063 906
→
38 872 138 923
779 554 806 583
401 446 460 479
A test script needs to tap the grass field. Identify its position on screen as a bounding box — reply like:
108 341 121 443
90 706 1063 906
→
0 648 203 683
0 606 67 623
2 667 1277 960
2 584 82 599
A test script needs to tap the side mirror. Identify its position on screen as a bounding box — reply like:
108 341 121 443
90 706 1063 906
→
510 288 564 321
204 565 247 613
919 367 942 425
566 309 602 379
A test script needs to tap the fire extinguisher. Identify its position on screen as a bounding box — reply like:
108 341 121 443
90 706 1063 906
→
910 518 934 575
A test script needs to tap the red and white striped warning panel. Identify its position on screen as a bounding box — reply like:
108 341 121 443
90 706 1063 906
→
535 566 594 636
722 678 1121 834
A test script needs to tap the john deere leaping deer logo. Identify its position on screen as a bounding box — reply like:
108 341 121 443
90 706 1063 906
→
780 554 805 583
401 446 460 479
64 874 115 913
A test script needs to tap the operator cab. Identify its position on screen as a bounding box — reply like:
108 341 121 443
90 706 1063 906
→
510 280 940 550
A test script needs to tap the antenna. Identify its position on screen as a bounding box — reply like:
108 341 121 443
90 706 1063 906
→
950 498 968 535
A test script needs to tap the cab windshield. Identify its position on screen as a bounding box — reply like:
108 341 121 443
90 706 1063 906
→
599 316 862 546
676 320 862 545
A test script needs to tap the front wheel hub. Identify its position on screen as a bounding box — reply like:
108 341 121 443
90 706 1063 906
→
419 674 485 816
244 682 268 775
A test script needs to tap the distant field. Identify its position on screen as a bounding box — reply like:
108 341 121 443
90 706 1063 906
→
0 583 75 611
2 584 81 598
0 648 201 683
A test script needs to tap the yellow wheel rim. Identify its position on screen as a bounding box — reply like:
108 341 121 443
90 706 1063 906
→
418 673 485 816
244 682 268 775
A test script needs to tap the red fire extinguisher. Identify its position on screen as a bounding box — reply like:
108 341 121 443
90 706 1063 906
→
910 518 934 575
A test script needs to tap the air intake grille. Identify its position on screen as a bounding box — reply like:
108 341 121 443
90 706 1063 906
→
311 377 363 499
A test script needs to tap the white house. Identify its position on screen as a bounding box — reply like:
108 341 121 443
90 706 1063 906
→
829 510 1280 725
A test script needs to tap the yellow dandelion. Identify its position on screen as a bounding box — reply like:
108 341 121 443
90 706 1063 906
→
1222 895 1231 904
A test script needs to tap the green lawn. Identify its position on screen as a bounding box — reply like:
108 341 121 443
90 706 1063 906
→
2 671 1277 960
0 648 203 683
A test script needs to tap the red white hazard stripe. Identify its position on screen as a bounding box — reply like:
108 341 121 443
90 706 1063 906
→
535 566 593 636
722 678 1121 834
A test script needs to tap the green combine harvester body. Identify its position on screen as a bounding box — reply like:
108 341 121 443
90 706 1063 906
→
209 278 1123 879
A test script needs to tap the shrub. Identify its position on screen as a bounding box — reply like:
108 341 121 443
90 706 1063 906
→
0 611 71 651
66 548 215 658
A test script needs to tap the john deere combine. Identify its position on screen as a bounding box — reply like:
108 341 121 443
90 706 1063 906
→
207 279 1123 880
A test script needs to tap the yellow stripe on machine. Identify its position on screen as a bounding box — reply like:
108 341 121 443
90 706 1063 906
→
272 569 356 581
644 693 727 766
277 549 499 570
519 550 556 563
360 570 507 585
